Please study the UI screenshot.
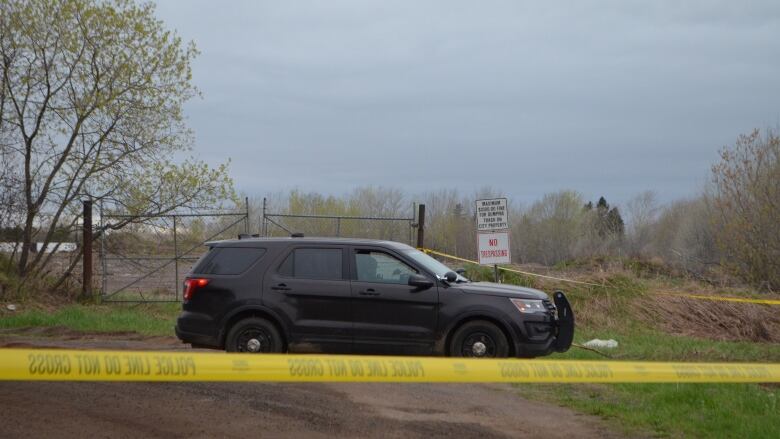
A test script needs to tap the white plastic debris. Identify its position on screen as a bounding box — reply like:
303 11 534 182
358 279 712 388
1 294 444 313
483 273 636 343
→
6 304 17 311
582 338 618 349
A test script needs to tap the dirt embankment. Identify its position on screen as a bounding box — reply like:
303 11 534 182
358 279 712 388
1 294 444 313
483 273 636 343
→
0 332 625 439
635 295 780 343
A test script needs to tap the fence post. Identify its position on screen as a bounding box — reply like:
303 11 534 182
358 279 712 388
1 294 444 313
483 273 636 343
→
173 215 179 300
82 199 93 299
409 202 416 245
100 201 107 298
416 204 426 249
244 196 250 234
262 197 267 236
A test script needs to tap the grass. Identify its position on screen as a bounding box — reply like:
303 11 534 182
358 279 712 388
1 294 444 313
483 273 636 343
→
519 382 778 438
561 327 780 363
510 270 780 439
523 326 780 438
0 303 180 336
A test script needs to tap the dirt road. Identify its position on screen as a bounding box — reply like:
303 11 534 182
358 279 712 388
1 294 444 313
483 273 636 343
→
0 331 622 438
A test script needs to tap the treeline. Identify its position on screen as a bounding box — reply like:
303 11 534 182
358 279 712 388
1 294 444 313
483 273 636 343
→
253 128 779 291
253 188 709 272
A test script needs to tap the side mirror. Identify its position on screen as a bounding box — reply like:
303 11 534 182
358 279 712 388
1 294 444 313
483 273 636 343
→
455 268 466 275
408 274 434 289
443 271 458 283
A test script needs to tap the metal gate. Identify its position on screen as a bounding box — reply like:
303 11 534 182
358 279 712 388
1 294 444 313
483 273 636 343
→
99 205 249 303
260 198 419 246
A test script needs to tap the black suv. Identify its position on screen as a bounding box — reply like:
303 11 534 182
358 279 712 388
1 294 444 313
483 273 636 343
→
175 237 574 358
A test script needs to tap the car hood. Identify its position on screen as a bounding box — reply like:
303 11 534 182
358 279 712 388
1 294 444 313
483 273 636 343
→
457 282 549 300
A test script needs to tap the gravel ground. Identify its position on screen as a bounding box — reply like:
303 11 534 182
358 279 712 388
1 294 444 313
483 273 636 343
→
0 331 624 438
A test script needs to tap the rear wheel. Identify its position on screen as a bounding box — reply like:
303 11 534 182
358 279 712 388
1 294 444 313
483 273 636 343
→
225 317 284 353
449 320 510 358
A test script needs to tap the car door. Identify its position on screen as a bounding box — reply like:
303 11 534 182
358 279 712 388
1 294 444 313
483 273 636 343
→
263 246 352 353
349 246 439 355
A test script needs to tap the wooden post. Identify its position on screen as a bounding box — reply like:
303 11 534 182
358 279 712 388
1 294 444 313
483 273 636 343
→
173 215 179 300
416 204 426 249
494 264 500 283
82 200 93 299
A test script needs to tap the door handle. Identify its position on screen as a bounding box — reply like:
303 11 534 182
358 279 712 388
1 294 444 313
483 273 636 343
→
358 288 379 296
271 283 291 291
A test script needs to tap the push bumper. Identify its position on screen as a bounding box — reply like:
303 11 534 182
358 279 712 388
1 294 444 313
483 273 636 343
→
551 290 574 352
512 290 575 357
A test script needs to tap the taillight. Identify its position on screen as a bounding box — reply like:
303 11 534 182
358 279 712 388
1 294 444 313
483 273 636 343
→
183 278 209 301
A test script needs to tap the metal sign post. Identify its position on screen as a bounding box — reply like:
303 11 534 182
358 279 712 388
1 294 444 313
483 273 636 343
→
475 198 510 283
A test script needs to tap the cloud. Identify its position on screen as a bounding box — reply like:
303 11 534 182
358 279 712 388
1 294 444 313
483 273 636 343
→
156 0 780 204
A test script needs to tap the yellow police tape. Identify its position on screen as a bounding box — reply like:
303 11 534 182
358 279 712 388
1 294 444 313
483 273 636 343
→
422 248 603 287
657 292 780 306
2 349 779 383
421 248 780 306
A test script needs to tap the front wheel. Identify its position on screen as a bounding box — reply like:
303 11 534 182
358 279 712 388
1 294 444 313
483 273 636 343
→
449 320 510 358
225 317 284 353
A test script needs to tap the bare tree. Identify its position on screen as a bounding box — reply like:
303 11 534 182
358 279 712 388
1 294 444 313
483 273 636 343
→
648 197 718 276
625 190 659 257
0 147 23 240
1 0 234 286
710 128 780 290
0 25 24 257
512 190 586 265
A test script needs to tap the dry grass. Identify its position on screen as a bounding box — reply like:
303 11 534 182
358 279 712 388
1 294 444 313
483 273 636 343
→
566 289 630 329
634 294 780 343
516 260 780 344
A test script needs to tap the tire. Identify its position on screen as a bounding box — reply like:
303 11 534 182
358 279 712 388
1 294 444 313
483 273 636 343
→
449 320 510 358
225 317 284 353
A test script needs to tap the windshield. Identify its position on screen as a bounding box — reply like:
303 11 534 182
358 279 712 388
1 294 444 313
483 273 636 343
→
402 249 469 282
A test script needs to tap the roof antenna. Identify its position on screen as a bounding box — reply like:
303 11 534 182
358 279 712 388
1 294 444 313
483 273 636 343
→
291 233 304 238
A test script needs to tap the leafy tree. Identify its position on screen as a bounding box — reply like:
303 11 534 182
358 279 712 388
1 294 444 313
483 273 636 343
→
606 206 625 236
585 196 624 237
1 0 234 286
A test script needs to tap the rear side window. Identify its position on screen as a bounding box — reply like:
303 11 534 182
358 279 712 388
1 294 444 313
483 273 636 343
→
194 247 266 275
278 248 342 280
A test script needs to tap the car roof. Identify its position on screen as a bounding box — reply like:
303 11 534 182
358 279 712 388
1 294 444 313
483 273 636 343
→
205 236 416 250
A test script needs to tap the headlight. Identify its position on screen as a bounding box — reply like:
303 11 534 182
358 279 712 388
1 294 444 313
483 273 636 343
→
510 298 547 314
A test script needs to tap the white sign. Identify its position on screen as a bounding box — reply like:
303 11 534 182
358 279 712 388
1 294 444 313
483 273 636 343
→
0 242 76 253
477 231 511 265
476 198 509 231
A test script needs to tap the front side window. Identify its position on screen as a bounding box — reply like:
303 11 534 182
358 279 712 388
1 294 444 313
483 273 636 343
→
402 248 469 282
355 250 417 284
278 248 343 280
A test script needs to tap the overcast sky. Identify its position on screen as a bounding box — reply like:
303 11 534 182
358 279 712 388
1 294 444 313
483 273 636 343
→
155 1 780 205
